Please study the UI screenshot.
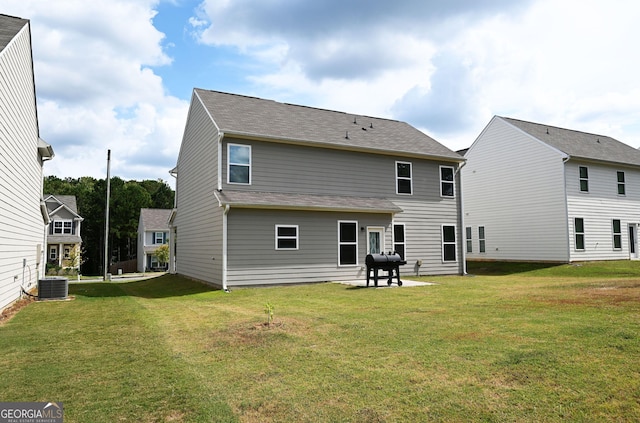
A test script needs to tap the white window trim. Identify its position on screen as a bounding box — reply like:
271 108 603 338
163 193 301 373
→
465 226 472 253
612 219 622 251
227 143 252 185
64 246 71 260
617 171 626 196
49 246 57 260
478 225 486 254
366 226 385 255
395 161 413 195
154 232 164 245
275 225 299 250
393 223 407 259
574 218 585 251
441 224 457 263
579 166 589 193
440 165 456 198
338 220 358 267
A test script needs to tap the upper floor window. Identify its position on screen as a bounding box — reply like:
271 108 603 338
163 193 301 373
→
51 220 74 235
617 171 626 195
154 232 165 244
440 166 455 197
396 161 412 195
579 166 589 192
228 144 251 184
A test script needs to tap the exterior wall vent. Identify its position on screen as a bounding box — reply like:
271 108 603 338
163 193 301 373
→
38 278 68 300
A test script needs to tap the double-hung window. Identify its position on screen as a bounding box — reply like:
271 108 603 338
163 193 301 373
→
575 218 585 250
338 221 358 266
52 220 73 235
276 225 298 250
442 225 457 262
393 224 406 259
49 246 57 260
612 219 622 250
440 166 455 197
617 171 626 195
579 166 589 192
396 162 412 195
228 144 251 184
154 232 165 244
465 227 472 253
479 226 486 253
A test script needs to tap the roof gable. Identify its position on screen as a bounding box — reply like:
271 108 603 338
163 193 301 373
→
44 194 82 219
0 14 28 53
194 89 463 162
501 117 640 167
140 208 172 231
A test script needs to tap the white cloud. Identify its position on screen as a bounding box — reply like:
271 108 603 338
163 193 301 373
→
4 0 187 185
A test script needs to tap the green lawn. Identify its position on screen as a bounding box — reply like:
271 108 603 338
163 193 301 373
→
1 262 639 422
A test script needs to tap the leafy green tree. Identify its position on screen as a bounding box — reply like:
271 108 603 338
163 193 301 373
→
154 244 170 267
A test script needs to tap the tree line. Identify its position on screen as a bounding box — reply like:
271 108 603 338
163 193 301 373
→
44 176 175 275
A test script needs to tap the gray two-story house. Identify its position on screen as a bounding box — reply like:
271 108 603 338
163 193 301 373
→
170 89 465 289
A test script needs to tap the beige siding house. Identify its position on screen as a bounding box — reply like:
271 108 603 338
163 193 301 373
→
171 89 465 289
44 195 83 271
0 14 54 311
464 116 640 262
137 208 171 272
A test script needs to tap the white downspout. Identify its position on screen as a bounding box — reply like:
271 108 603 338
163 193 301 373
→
455 160 468 275
222 204 230 292
562 155 571 262
217 131 224 192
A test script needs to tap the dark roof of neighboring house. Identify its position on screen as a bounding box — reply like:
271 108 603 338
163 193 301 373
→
44 195 81 217
501 116 640 167
194 89 464 162
0 14 27 52
140 208 172 231
215 190 403 214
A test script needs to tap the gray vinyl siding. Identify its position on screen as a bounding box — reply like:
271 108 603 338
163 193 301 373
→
0 22 46 311
221 138 456 200
173 95 223 284
566 161 640 261
226 209 393 285
463 117 569 262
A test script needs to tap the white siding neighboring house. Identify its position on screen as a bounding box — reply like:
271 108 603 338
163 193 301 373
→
44 195 83 272
463 116 640 262
0 14 54 312
171 89 465 289
137 208 171 272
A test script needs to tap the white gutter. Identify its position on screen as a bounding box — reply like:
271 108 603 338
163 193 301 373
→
222 204 230 292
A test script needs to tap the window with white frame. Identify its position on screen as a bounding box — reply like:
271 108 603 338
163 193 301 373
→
338 221 358 266
575 218 585 250
154 232 165 244
579 166 589 192
228 143 251 184
442 225 457 262
617 171 626 195
393 224 406 259
479 226 486 253
49 246 57 260
465 227 472 253
440 166 455 197
396 161 412 195
64 247 71 260
52 220 73 235
276 225 298 250
613 219 622 250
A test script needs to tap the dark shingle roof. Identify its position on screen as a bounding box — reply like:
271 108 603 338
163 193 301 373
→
140 208 172 231
195 89 463 162
44 195 80 216
215 190 402 214
502 117 640 167
0 14 28 52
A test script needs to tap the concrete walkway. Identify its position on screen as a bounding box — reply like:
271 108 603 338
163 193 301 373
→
71 272 167 283
335 278 436 288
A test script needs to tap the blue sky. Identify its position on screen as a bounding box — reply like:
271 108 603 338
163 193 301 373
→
4 0 640 186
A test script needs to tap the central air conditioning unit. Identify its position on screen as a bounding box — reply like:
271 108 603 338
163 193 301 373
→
38 278 68 300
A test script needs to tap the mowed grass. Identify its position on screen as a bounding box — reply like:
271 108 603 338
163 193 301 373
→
0 261 639 422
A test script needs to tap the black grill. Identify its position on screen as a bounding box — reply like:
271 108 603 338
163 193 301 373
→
365 253 407 287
